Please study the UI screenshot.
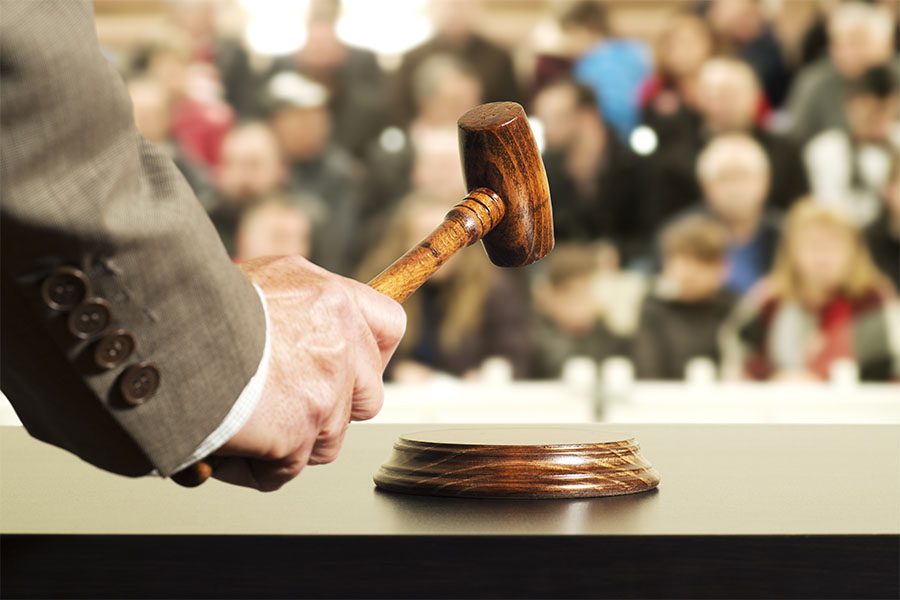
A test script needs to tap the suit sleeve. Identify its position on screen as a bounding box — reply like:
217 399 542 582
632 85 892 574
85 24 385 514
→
0 1 265 476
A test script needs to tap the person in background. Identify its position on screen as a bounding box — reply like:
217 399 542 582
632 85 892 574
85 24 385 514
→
530 244 629 379
696 134 780 295
696 58 809 212
532 78 650 264
206 122 287 256
130 36 234 169
722 201 899 382
357 194 530 381
363 54 482 255
235 197 314 263
787 2 898 145
392 0 520 126
560 0 650 141
804 65 900 227
632 214 736 380
127 75 210 196
275 0 388 157
706 0 792 108
865 151 900 290
168 0 263 119
266 72 363 275
639 13 713 152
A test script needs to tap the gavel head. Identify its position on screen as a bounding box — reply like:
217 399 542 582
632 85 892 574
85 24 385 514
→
458 102 554 267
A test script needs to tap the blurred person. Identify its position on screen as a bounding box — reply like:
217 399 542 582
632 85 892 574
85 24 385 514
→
275 0 388 157
207 122 287 256
363 55 482 255
799 0 899 67
696 134 781 294
533 78 651 263
235 197 314 263
560 1 651 140
357 194 530 381
787 2 899 144
266 72 363 275
392 0 520 125
127 75 210 196
707 0 792 107
697 58 809 211
169 0 263 118
722 201 899 381
2 1 406 492
131 36 235 169
529 244 629 379
805 65 900 226
639 13 713 148
865 151 900 289
632 214 736 380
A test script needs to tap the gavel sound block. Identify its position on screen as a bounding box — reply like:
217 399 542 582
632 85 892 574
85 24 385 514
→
374 428 661 499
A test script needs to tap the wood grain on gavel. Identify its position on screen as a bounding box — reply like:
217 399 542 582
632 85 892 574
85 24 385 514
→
170 102 554 488
374 428 661 499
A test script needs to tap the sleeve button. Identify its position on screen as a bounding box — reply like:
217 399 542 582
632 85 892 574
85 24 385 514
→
41 267 89 311
119 362 160 406
67 298 112 339
94 329 136 369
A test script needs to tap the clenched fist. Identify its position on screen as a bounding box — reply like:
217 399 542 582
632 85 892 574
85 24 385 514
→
210 256 405 491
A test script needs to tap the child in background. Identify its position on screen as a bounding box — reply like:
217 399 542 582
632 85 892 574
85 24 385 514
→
722 201 899 382
235 197 313 263
632 214 736 380
530 244 629 379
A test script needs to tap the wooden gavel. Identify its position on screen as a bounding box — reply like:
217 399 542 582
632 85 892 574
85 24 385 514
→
172 102 554 487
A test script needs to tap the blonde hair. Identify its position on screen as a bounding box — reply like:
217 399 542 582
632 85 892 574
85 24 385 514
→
769 200 883 300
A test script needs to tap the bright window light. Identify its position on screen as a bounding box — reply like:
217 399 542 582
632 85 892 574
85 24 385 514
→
240 0 310 56
336 0 432 56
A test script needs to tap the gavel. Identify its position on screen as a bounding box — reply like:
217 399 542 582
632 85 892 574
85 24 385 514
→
172 101 554 487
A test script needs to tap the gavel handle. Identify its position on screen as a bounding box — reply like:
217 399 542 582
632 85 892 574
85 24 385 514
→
171 188 505 488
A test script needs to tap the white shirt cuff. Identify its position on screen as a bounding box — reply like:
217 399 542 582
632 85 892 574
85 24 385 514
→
168 282 272 475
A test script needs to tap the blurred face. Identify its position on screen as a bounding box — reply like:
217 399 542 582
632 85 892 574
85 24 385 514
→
410 126 466 196
539 274 597 335
702 153 770 225
534 86 580 152
129 81 171 144
845 93 900 143
698 66 758 132
830 22 892 79
790 223 855 294
662 254 726 301
217 127 285 202
419 70 482 126
270 106 331 162
237 205 312 261
660 19 713 79
708 0 759 40
148 51 188 98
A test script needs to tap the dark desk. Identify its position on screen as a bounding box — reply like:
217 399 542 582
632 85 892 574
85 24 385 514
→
2 424 898 598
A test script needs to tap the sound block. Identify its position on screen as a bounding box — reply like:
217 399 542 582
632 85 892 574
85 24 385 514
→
373 427 660 499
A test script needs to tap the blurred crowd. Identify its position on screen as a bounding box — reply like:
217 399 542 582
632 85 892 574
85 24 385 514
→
117 0 900 383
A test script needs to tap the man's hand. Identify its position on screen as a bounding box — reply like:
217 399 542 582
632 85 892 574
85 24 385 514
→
210 256 406 491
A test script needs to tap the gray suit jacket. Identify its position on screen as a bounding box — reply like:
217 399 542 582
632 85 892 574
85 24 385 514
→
0 1 265 476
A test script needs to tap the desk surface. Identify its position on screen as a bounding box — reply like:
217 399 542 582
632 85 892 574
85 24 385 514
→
2 423 898 536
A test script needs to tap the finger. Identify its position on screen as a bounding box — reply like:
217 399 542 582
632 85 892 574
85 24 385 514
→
350 349 385 421
308 416 350 465
212 452 307 492
345 279 407 369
